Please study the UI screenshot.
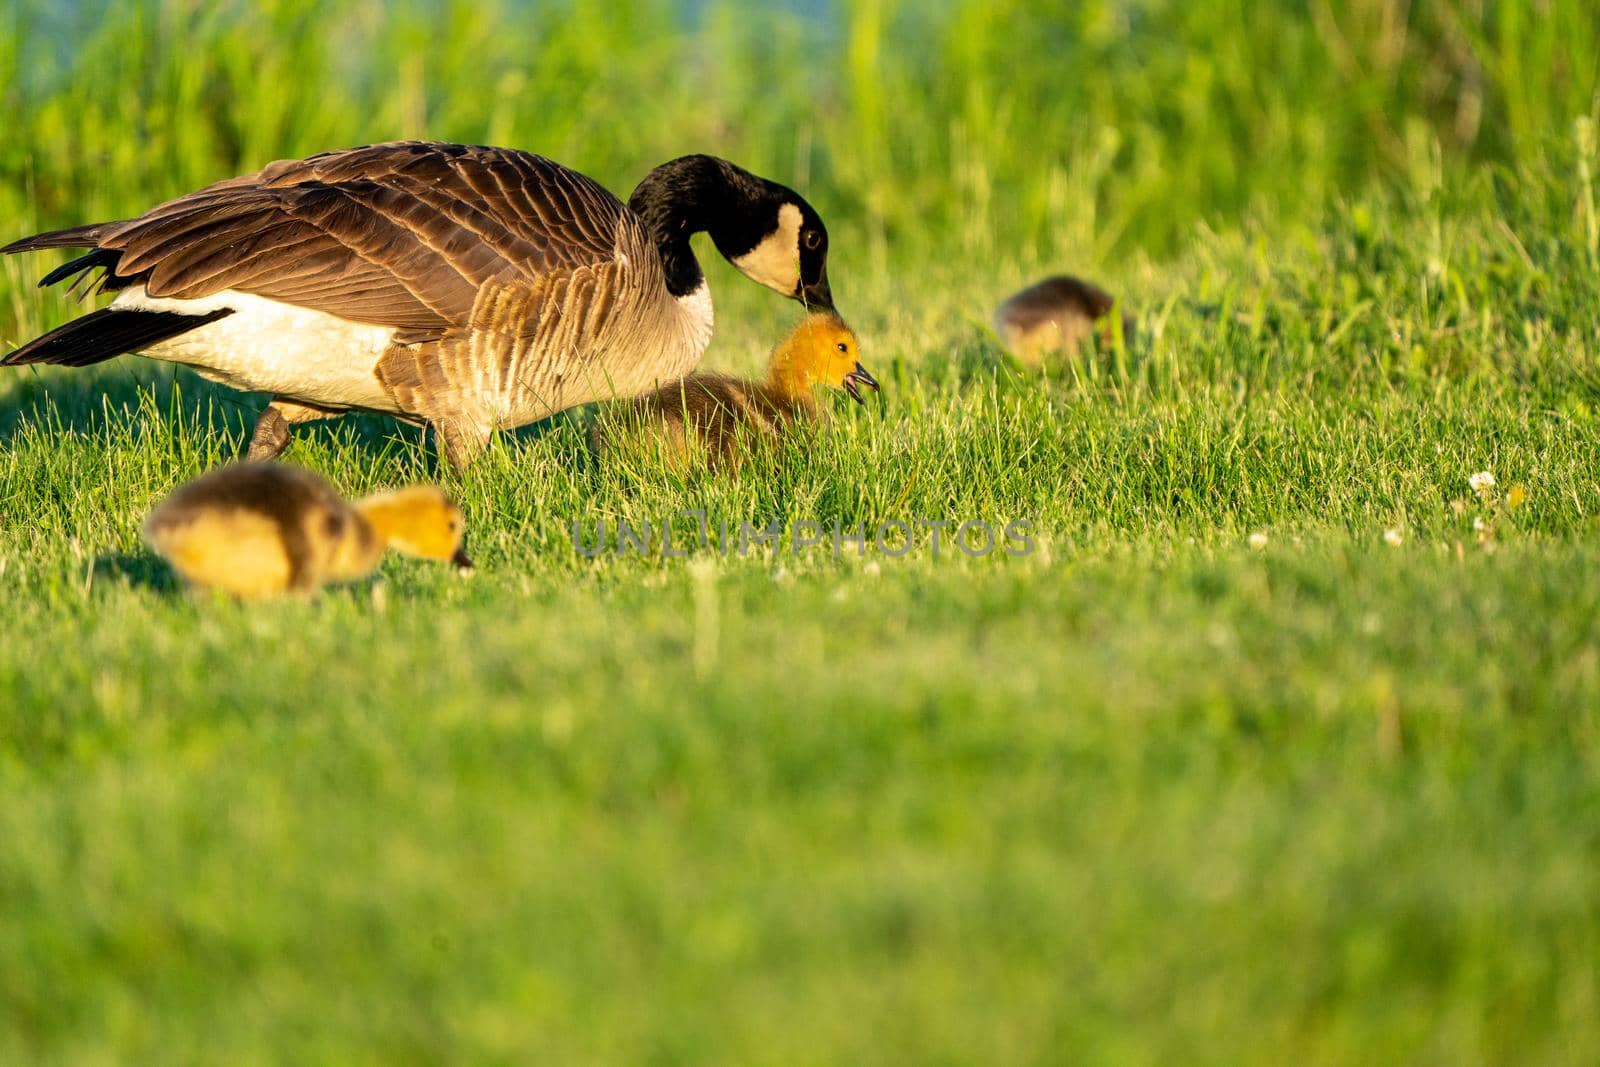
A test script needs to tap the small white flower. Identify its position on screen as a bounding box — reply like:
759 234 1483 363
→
1383 527 1404 546
1248 531 1269 550
1472 516 1488 532
1469 470 1497 501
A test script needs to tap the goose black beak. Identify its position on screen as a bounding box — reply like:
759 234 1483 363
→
450 546 475 573
799 275 833 311
842 363 879 404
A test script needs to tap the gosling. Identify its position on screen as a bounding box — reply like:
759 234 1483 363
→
994 274 1133 362
144 462 470 597
597 310 878 469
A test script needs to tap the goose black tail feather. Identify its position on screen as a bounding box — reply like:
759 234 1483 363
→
2 307 233 368
39 248 125 291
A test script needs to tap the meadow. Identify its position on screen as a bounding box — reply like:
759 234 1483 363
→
3 0 1600 1062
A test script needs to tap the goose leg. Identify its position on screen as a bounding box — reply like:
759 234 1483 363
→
433 419 492 470
247 398 336 461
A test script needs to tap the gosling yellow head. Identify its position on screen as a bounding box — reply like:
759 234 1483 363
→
352 485 468 565
766 311 878 404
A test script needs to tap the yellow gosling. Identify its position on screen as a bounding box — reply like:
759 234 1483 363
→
994 274 1134 363
144 462 468 597
597 310 877 469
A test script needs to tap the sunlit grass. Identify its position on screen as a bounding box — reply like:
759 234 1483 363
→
2 2 1600 1064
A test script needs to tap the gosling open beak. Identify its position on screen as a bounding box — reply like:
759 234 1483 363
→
842 362 880 404
450 545 475 573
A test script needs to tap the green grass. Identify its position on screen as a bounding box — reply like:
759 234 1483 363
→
4 1 1600 1063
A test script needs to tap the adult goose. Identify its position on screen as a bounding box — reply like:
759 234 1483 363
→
1 141 837 466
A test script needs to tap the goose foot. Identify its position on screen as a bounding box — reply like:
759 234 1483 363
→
246 399 337 462
246 405 291 461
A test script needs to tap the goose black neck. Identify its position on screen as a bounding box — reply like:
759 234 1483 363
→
629 155 772 299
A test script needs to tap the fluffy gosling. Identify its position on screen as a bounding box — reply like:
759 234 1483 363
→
994 274 1133 362
597 310 878 468
144 462 469 597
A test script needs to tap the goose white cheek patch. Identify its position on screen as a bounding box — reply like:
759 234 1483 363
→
732 202 803 295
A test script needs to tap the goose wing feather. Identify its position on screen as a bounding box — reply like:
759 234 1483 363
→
97 142 629 336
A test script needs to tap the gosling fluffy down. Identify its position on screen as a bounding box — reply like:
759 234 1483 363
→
596 310 877 469
994 274 1134 362
144 462 468 597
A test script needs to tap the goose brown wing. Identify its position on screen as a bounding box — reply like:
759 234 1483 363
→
96 142 629 336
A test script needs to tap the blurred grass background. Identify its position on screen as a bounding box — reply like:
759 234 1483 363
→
4 0 1598 301
4 2 1600 1064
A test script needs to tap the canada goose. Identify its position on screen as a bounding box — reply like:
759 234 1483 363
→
2 141 838 467
994 274 1133 362
144 462 468 597
596 310 876 469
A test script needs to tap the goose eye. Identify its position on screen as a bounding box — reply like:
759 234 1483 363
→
836 342 848 353
802 230 823 251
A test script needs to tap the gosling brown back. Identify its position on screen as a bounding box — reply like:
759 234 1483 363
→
606 373 814 468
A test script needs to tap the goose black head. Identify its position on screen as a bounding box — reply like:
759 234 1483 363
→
712 186 833 311
629 156 834 310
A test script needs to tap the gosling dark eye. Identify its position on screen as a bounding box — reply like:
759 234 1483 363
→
836 342 848 353
802 230 823 252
